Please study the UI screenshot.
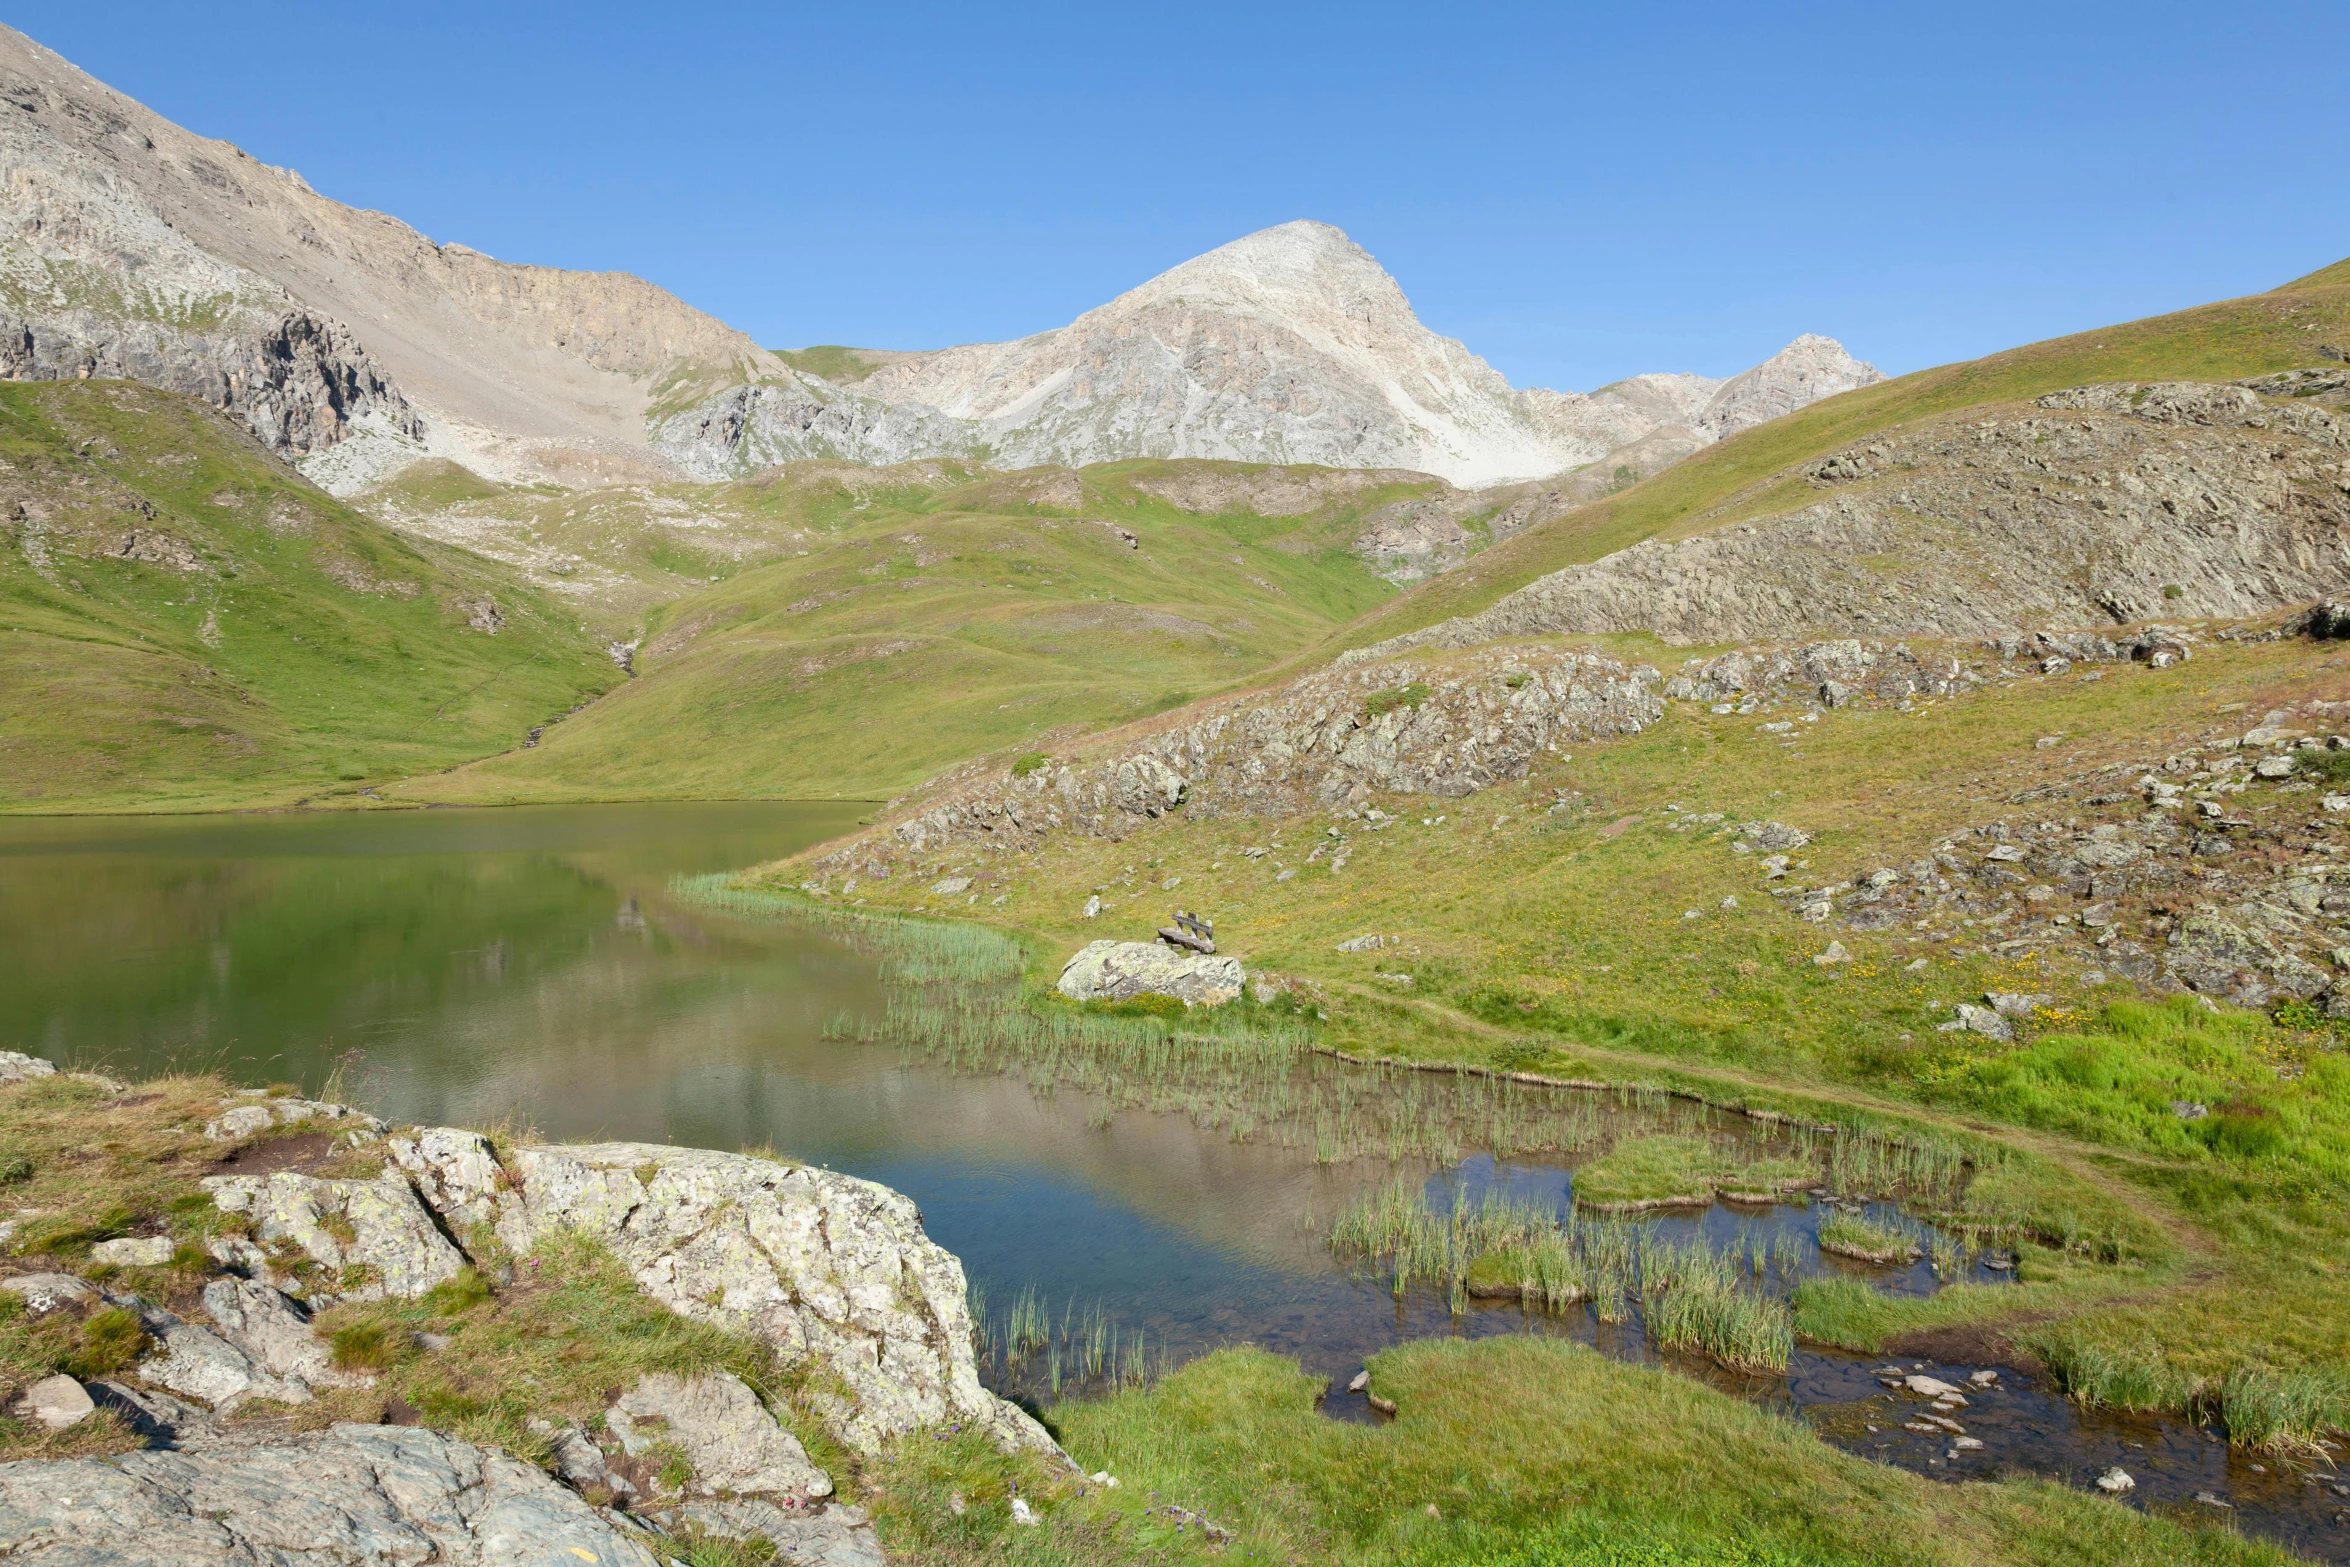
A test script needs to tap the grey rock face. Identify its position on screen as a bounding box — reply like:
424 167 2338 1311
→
1355 382 2350 657
0 1274 92 1315
203 1168 465 1303
479 1143 1056 1459
0 1423 662 1566
136 1310 310 1412
1056 941 1245 1006
607 1371 831 1500
200 1276 351 1391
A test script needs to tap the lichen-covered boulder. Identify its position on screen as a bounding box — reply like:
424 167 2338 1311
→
1055 940 1244 1006
0 1423 660 1566
462 1141 1057 1460
203 1169 465 1303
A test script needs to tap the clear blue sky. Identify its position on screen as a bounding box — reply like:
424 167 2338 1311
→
16 2 2346 390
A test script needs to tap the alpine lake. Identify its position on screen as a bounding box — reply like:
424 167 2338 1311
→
2 802 2341 1560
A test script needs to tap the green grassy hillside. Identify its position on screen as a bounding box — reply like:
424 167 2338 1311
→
393 460 1424 804
1323 255 2350 657
0 381 615 812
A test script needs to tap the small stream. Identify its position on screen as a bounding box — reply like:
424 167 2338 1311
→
1 804 2342 1560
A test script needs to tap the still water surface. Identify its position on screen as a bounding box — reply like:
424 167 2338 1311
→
1 804 2341 1559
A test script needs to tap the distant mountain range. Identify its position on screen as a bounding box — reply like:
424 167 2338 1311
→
0 25 1878 495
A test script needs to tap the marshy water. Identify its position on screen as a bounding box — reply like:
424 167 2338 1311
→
2 804 2342 1560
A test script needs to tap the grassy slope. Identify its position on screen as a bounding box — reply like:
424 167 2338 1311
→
0 382 614 812
1319 259 2350 658
393 461 1425 804
776 634 2350 1417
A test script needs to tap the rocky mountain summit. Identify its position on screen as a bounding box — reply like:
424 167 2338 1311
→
1349 379 2350 659
0 28 1877 511
660 222 1881 489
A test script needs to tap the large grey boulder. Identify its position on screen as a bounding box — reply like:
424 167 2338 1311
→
387 1136 1057 1460
1056 940 1244 1006
203 1168 466 1303
606 1371 831 1500
0 1423 660 1566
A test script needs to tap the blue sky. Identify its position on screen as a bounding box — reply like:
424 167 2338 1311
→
17 3 2346 390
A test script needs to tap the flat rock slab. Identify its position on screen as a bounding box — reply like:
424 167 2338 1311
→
608 1371 830 1500
662 1499 882 1567
0 1423 661 1566
1056 940 1243 1006
204 1168 464 1303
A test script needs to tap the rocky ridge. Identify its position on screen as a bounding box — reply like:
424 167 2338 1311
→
1346 380 2350 662
804 642 1663 887
659 222 1881 490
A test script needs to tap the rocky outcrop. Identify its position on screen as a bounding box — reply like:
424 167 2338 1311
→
390 1132 1055 1459
1057 941 1245 1006
0 1423 663 1566
817 642 1660 875
1355 382 2350 658
649 375 987 478
204 1168 467 1305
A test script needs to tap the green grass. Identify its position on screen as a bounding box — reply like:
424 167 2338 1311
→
0 380 613 811
1042 1339 2293 1566
1816 1212 1921 1263
1569 1134 1810 1210
388 458 1416 803
1324 257 2350 657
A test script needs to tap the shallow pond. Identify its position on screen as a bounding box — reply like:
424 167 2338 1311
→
1 805 2342 1559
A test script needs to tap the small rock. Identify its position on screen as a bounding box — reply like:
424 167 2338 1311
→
1082 895 1101 920
1904 957 1930 972
15 1374 94 1430
1345 1370 1370 1393
1951 1436 1984 1451
1010 1497 1038 1526
2254 756 2298 779
2193 1489 2232 1508
2096 1466 2136 1494
1969 1369 1998 1386
91 1235 176 1268
0 1051 58 1085
1814 942 1852 965
1089 1471 1120 1488
1952 1003 2014 1041
2170 1100 2209 1121
1904 1374 1963 1399
1335 934 1386 953
2 1273 94 1315
1985 991 2051 1019
1984 845 2028 863
929 876 972 896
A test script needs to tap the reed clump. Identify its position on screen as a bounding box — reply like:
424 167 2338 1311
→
1816 1211 1922 1264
